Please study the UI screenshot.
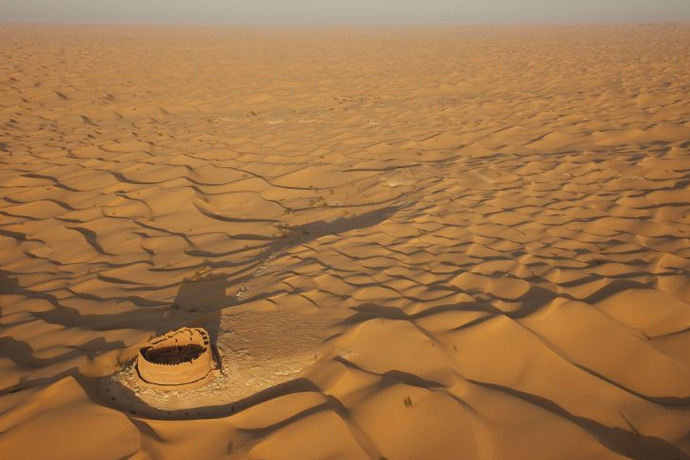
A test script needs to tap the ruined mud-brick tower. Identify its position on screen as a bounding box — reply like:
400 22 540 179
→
137 327 214 385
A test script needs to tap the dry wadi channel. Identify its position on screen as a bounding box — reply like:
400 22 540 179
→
1 24 690 460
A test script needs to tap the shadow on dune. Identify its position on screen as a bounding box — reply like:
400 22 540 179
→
258 205 401 259
469 380 690 460
101 376 322 420
0 269 22 295
169 273 233 343
163 206 401 344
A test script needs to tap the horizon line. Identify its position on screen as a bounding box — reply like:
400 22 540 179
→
2 19 690 27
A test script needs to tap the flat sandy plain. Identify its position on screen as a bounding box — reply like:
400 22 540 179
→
1 24 690 460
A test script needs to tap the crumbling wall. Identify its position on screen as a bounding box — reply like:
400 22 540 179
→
137 327 213 385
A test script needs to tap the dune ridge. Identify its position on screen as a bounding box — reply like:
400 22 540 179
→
1 24 690 459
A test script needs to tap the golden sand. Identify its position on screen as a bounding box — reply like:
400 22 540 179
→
1 24 690 459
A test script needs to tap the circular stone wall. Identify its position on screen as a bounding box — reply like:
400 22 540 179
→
137 327 214 385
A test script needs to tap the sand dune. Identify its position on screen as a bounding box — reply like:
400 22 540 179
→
1 24 690 459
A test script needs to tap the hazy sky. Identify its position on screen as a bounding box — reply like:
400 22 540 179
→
2 0 690 24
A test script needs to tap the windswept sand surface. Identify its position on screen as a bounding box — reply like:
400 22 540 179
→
2 25 690 459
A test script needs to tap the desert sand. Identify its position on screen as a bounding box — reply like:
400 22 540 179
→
1 24 690 459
